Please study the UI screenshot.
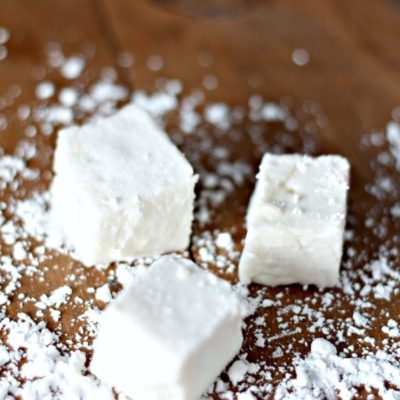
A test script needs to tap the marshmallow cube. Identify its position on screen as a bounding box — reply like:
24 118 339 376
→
239 153 350 287
51 105 197 265
90 255 244 400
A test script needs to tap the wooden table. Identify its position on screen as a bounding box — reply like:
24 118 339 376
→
1 1 400 398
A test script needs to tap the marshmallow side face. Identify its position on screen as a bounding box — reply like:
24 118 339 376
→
239 153 350 288
90 255 244 400
50 105 197 265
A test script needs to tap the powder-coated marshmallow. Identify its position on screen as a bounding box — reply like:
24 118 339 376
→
239 153 350 287
90 255 244 400
51 105 197 265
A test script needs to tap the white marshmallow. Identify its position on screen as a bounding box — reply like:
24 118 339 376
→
90 255 244 400
50 105 197 265
239 153 350 287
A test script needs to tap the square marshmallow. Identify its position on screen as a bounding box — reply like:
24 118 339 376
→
239 153 350 287
51 105 197 265
90 255 244 400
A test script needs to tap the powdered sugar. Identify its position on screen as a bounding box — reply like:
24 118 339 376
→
0 314 113 399
61 56 86 80
132 89 178 119
37 285 72 309
0 27 10 45
204 103 232 130
95 284 112 304
147 54 164 71
386 120 400 170
292 48 310 67
0 26 9 62
275 338 400 400
58 87 79 107
35 81 55 100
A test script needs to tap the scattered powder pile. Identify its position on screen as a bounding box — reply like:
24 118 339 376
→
132 87 178 120
0 40 400 400
204 103 232 130
179 90 204 133
275 338 400 400
292 48 310 67
0 313 113 399
341 255 400 302
386 120 400 170
202 74 219 91
147 54 164 72
0 155 39 190
61 56 86 80
0 27 9 61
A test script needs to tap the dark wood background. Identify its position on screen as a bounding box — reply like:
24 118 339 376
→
2 0 400 129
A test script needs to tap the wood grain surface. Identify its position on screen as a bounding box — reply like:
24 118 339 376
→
1 0 400 398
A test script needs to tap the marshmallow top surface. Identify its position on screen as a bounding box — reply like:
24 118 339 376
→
111 256 242 356
53 104 194 206
249 153 349 226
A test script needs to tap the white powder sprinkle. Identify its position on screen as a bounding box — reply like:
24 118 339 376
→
197 51 214 68
341 256 400 301
12 241 26 261
35 81 55 100
88 80 128 105
59 87 79 107
179 91 203 133
39 285 72 308
61 56 86 79
147 54 164 71
0 27 10 44
203 74 219 91
0 27 9 62
132 90 177 119
275 339 400 400
95 284 112 303
117 52 134 68
215 232 234 251
260 103 287 121
0 45 8 61
237 391 257 400
204 103 232 130
386 120 400 170
0 155 36 189
382 319 400 338
228 359 251 385
0 314 113 399
34 105 74 126
292 48 310 66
